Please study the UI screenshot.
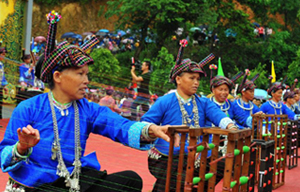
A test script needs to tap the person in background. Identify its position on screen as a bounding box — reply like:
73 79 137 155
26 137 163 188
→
0 47 8 121
130 60 151 121
99 86 121 113
283 91 296 111
17 50 42 105
293 88 300 114
253 97 262 108
234 71 262 127
260 77 297 120
19 53 34 90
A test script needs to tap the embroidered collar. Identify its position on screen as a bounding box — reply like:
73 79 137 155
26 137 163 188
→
211 96 230 112
269 100 282 115
175 91 192 104
51 92 73 116
236 98 254 113
269 100 282 109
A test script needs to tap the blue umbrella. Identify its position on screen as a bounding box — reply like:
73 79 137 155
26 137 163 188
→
95 31 107 37
99 29 109 33
225 28 237 37
61 32 76 39
70 34 82 40
117 30 126 37
252 22 260 28
254 88 268 100
190 27 201 32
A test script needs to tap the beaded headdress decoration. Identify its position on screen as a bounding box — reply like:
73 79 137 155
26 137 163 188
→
283 79 298 101
267 75 287 95
237 69 259 94
35 11 99 83
169 39 215 83
210 72 244 92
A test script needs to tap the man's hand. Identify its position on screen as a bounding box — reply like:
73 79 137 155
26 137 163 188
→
148 124 180 147
131 65 136 72
17 125 40 155
254 111 264 115
226 123 238 131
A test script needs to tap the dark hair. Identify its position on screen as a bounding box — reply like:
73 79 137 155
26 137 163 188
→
144 61 151 70
22 54 31 61
48 65 73 89
106 89 114 96
174 72 185 87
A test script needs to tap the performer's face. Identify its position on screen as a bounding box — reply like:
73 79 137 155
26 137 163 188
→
212 84 229 103
242 89 254 101
53 65 89 102
294 94 299 102
176 72 200 96
271 89 282 102
287 97 296 105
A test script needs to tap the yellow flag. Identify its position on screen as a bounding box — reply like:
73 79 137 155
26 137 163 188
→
271 60 276 83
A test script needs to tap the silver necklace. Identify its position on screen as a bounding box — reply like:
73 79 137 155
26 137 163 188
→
237 98 254 115
269 100 282 115
48 92 82 192
211 96 230 115
175 93 199 128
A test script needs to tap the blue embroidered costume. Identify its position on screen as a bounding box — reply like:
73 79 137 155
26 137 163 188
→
206 97 251 128
0 93 153 187
141 92 232 156
260 100 296 120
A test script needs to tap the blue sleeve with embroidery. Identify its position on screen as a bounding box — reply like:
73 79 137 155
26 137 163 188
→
199 97 231 129
282 104 296 120
260 102 269 114
1 145 26 172
89 102 152 150
231 101 250 128
140 96 164 125
0 102 34 172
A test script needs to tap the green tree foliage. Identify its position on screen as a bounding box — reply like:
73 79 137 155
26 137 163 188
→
287 49 300 85
95 0 300 92
35 0 89 6
149 47 175 95
89 48 121 86
103 0 216 58
248 63 269 89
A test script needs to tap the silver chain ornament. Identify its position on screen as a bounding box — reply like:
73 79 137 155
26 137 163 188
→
48 92 81 192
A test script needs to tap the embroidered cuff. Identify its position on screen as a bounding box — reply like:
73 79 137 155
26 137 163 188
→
141 122 157 141
1 145 25 172
219 117 234 129
13 142 33 161
128 122 156 150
